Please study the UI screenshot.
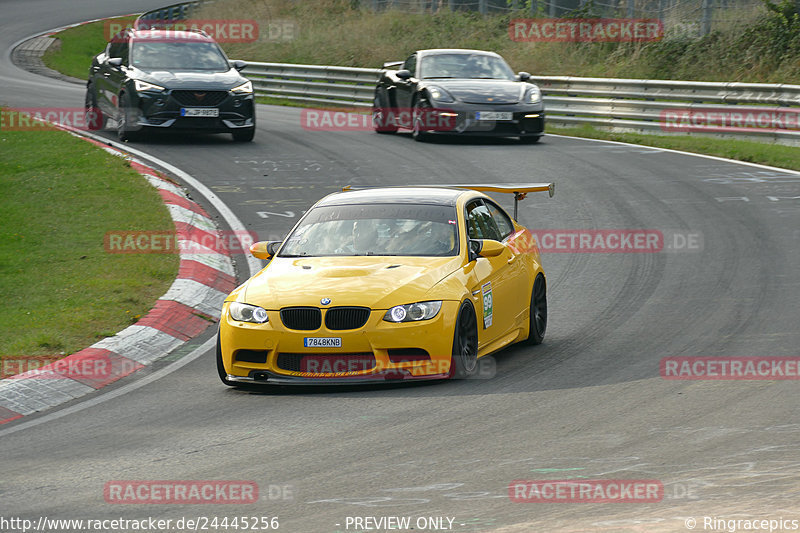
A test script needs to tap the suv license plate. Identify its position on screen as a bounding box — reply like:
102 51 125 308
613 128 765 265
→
304 337 342 348
476 111 513 121
181 108 219 117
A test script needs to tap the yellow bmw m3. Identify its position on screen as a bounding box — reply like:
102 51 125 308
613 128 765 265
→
217 184 553 386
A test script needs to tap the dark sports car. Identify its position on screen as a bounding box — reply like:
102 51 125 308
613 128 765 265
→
373 49 545 142
86 28 255 142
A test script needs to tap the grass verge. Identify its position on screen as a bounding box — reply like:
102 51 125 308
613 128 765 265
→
42 16 136 80
0 117 178 360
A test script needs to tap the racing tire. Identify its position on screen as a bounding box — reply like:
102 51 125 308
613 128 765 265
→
451 301 479 378
411 98 431 142
232 127 255 142
373 93 398 134
519 135 541 144
84 84 107 131
117 93 142 142
216 333 237 387
526 274 547 345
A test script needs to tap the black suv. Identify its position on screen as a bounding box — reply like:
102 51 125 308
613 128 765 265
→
86 29 255 142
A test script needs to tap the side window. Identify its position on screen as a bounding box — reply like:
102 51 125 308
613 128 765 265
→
403 54 417 77
108 40 129 63
485 200 515 240
466 200 501 241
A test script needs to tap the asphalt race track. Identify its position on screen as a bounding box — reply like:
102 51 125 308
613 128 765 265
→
2 1 800 531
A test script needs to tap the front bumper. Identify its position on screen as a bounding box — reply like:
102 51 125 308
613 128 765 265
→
424 102 545 137
132 90 255 133
219 301 460 384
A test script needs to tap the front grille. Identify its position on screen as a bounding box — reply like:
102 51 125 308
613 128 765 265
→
171 90 228 107
234 349 268 364
277 353 375 373
387 348 430 363
280 307 322 330
325 307 370 330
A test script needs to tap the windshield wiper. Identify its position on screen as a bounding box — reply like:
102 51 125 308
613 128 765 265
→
280 253 315 257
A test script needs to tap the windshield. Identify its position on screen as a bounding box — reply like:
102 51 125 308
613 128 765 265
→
280 204 460 257
420 53 515 80
130 41 230 71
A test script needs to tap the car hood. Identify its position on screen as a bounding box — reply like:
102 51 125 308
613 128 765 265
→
241 255 463 310
132 67 245 89
430 79 523 104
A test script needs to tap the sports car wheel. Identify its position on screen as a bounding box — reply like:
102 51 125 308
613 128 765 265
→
84 84 107 131
216 333 237 387
451 301 479 378
527 274 547 345
519 135 541 144
411 98 431 142
117 93 142 142
373 94 398 134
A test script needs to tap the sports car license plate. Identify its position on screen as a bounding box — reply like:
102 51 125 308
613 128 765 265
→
476 111 513 121
304 337 342 348
181 108 219 117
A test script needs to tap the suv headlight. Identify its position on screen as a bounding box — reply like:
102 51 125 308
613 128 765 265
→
229 302 268 323
134 80 165 92
427 86 454 103
526 85 542 104
383 301 442 323
231 81 253 94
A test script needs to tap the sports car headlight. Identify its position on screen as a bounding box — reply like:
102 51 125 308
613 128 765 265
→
383 301 442 323
134 80 165 92
526 86 542 104
229 302 268 323
231 81 253 94
427 86 454 103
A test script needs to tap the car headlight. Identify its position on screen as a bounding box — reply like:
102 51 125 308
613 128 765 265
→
427 86 454 103
231 81 253 94
229 302 268 323
526 86 542 104
383 301 442 323
134 80 165 92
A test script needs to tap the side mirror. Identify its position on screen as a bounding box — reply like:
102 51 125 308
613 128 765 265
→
107 57 123 67
517 71 531 82
396 69 412 80
231 60 247 71
470 239 506 259
250 240 282 260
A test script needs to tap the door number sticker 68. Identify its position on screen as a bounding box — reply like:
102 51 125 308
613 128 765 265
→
482 282 493 329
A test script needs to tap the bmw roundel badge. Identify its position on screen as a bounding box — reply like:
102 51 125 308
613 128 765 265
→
320 298 331 305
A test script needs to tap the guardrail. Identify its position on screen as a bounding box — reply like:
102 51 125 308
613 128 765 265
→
136 0 213 26
241 60 800 145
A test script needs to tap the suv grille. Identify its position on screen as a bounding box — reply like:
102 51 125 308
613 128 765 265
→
277 353 376 373
325 307 370 330
280 307 322 330
171 90 228 107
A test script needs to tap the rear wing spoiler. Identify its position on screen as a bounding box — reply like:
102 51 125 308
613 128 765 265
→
342 183 555 219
